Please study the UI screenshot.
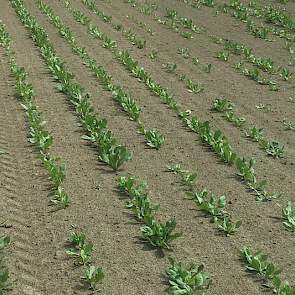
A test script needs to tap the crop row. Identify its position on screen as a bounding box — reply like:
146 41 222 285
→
39 0 165 150
65 232 105 290
93 1 294 209
11 0 133 172
241 247 295 294
213 98 285 160
167 163 242 235
79 0 206 96
0 20 70 209
126 1 293 90
56 0 280 202
223 1 295 49
10 2 213 293
81 0 147 49
49 0 293 213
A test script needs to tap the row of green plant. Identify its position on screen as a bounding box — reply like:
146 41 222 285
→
212 98 285 159
241 247 295 294
223 1 295 46
0 20 70 208
65 232 104 290
11 0 132 172
226 0 295 33
119 176 181 249
116 49 281 201
0 236 11 294
220 38 293 81
124 1 288 91
38 0 165 150
62 0 278 200
167 163 241 235
80 0 206 95
81 0 147 49
214 37 294 90
124 0 206 40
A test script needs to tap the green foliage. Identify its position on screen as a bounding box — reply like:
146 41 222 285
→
264 141 284 158
0 19 70 209
166 257 211 294
141 217 182 249
162 63 177 73
149 50 158 60
283 120 295 132
214 216 241 235
186 79 204 94
178 47 190 59
66 232 93 265
212 98 233 112
191 190 227 219
216 50 229 61
126 194 159 222
241 247 281 280
224 111 246 127
246 126 264 142
84 265 105 290
144 129 165 150
119 176 159 222
167 164 198 189
282 201 295 231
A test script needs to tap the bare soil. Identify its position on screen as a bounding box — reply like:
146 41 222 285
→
0 0 294 294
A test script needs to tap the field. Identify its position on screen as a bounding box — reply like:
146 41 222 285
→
0 0 295 294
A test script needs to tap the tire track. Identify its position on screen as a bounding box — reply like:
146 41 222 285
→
0 55 43 295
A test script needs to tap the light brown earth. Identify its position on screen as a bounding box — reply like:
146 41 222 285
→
0 0 294 294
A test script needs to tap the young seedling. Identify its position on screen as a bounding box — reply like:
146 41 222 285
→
189 189 227 220
246 126 264 142
149 50 158 60
241 247 281 281
283 120 295 132
280 68 293 81
83 265 105 290
272 276 295 295
192 57 199 65
282 201 295 231
126 194 159 222
214 216 241 235
212 98 233 112
52 186 70 209
264 141 284 158
216 50 229 61
225 111 246 127
144 129 165 150
100 145 132 171
118 176 148 198
162 63 177 73
141 217 181 249
186 79 204 94
167 164 198 189
177 47 190 59
166 257 211 294
65 232 93 265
